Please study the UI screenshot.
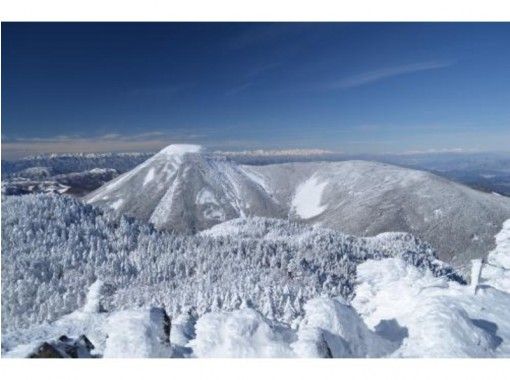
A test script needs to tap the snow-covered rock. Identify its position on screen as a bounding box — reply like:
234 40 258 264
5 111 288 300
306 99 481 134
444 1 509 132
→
482 219 510 292
189 307 295 358
4 335 96 358
292 297 397 358
352 257 510 357
82 280 105 314
170 308 198 348
103 307 171 358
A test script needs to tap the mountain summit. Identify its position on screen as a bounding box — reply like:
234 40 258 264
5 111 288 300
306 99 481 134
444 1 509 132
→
157 144 203 156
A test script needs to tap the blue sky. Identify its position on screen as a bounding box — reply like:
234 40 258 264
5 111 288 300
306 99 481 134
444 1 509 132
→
2 22 510 158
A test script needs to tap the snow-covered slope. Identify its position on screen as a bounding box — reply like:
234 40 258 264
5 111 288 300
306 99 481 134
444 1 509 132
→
3 195 510 357
251 160 510 266
352 245 510 357
480 219 510 292
2 195 454 334
87 144 510 267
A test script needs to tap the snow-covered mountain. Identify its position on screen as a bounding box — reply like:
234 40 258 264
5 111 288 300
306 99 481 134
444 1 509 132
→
85 145 286 233
1 151 152 196
86 144 510 267
252 160 510 267
2 168 118 196
1 151 152 179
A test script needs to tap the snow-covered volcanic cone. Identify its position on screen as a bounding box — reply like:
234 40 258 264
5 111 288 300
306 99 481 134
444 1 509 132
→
85 144 285 233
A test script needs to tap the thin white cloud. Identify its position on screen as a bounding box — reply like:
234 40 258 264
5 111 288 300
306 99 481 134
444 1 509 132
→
246 62 281 78
329 60 454 89
126 83 195 97
225 82 254 96
225 62 280 96
397 147 476 155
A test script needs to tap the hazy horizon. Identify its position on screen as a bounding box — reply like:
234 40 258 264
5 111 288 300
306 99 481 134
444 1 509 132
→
3 139 510 161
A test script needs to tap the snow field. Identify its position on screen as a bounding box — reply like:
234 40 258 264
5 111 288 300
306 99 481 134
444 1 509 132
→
291 175 328 219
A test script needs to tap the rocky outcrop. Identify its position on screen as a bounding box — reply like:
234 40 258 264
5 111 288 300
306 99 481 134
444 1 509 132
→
103 307 172 358
28 335 97 358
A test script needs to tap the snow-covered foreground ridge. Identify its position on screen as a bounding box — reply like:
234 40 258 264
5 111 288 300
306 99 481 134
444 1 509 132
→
2 195 457 329
2 194 510 357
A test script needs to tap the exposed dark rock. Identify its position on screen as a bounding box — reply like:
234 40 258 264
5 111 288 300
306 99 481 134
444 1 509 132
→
29 342 64 358
149 307 172 344
28 335 97 359
163 312 171 343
